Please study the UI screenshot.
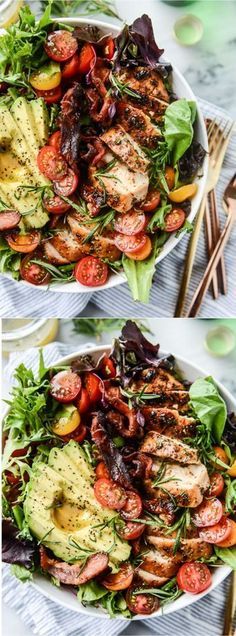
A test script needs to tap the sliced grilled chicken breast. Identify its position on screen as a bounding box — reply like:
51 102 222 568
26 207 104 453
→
137 568 169 587
117 102 161 147
141 548 181 579
67 211 121 262
89 160 149 213
46 229 90 262
43 240 70 265
131 368 185 394
116 66 169 116
147 534 213 562
140 432 199 465
145 460 210 507
100 125 149 174
141 407 196 438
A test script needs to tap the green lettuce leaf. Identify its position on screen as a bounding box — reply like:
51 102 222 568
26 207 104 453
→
11 564 33 582
189 376 227 443
122 240 158 303
214 546 236 570
164 99 197 164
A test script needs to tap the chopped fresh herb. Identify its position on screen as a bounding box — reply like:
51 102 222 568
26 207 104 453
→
110 74 142 100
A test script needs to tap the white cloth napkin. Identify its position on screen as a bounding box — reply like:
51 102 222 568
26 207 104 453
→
2 342 233 636
1 98 235 319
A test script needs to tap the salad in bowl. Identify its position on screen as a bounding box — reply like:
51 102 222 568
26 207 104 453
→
2 322 236 619
0 3 207 302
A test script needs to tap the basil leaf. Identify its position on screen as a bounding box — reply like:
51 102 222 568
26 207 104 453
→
189 376 227 443
164 99 196 164
214 547 236 570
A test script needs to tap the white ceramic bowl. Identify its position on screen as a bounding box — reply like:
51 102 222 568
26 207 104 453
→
14 343 231 620
3 17 208 295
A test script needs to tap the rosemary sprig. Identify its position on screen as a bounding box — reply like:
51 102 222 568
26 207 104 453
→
143 142 170 190
82 209 115 244
31 260 75 283
110 74 142 100
133 577 183 606
120 386 161 406
166 508 191 554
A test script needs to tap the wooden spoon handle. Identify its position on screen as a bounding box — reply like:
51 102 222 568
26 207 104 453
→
186 211 235 317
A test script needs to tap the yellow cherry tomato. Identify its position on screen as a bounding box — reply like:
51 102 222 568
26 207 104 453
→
227 459 236 477
168 183 198 203
30 62 61 90
165 166 175 190
212 445 229 470
52 406 80 436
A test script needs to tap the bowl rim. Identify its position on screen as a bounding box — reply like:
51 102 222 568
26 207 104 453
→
1 16 208 295
3 341 232 620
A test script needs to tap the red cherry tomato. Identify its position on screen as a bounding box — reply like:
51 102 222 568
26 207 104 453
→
35 85 62 104
216 519 236 547
50 370 81 403
37 146 68 181
43 193 71 214
95 461 110 480
61 53 81 79
192 498 223 528
74 256 108 287
177 562 212 594
76 43 96 74
114 232 147 254
48 131 62 153
63 423 87 444
206 473 224 498
141 189 161 212
114 210 146 236
44 30 78 63
100 355 116 379
116 521 145 541
125 235 152 261
20 254 51 285
165 208 185 232
53 169 79 197
94 478 127 510
84 373 102 403
103 37 115 60
126 587 160 615
6 230 41 254
199 516 232 544
102 563 134 591
121 491 142 521
76 387 91 414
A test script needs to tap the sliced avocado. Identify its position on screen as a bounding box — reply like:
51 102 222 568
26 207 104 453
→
0 184 11 207
0 180 49 228
10 97 40 159
31 98 49 147
24 442 130 566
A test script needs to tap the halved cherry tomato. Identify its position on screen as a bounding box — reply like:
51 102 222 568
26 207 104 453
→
76 43 96 74
168 183 197 203
84 373 102 403
74 256 108 287
36 85 62 104
61 53 81 79
125 236 152 261
30 62 61 91
121 491 142 520
48 131 62 153
164 166 175 190
102 563 134 591
216 519 236 547
103 37 115 60
165 208 185 232
100 355 116 379
212 446 229 470
192 498 223 528
116 521 145 541
94 478 127 510
53 169 79 197
126 587 160 615
5 471 20 486
44 30 78 63
114 232 147 254
142 189 161 212
52 407 81 436
95 461 110 480
206 473 224 498
37 146 68 181
114 210 146 236
6 230 41 254
50 371 81 403
76 387 91 414
227 459 236 477
63 423 87 443
20 254 51 285
199 516 232 545
177 562 212 594
43 193 71 214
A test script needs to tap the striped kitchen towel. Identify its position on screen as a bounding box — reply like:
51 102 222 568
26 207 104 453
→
2 342 234 636
0 98 235 319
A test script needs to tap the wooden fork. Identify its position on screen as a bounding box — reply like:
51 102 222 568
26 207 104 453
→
174 117 234 317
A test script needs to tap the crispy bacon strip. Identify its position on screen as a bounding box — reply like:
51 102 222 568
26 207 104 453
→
104 385 144 438
39 547 108 585
91 412 132 488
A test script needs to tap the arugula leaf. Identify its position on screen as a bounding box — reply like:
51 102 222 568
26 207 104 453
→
11 564 33 582
0 238 21 279
164 99 197 165
224 475 236 514
189 376 227 443
214 546 236 570
122 239 159 303
175 219 193 237
77 580 108 603
148 201 171 231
